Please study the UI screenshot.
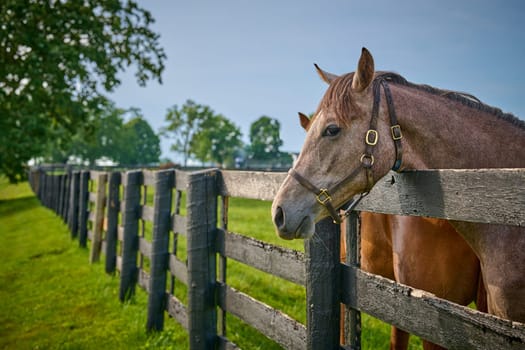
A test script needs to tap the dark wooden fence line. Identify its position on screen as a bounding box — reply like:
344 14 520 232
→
29 166 525 350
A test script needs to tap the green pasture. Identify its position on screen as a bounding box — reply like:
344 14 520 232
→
0 178 423 349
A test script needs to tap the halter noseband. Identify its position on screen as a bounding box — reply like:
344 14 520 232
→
289 77 403 224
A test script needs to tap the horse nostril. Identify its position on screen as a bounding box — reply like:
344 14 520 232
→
274 206 285 230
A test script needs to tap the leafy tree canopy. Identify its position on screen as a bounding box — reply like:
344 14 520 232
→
119 113 161 165
44 104 160 166
0 0 166 181
249 116 283 160
190 114 242 167
161 100 214 167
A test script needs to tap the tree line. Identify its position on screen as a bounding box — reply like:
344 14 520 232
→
0 0 291 182
44 99 292 170
161 100 292 168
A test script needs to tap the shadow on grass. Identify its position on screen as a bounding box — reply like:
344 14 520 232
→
0 196 41 217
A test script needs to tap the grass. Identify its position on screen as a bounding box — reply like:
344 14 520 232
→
0 177 423 349
0 179 187 350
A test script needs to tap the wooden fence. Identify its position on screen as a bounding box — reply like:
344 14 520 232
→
29 166 525 349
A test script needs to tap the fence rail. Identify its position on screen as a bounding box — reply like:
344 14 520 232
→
28 166 525 349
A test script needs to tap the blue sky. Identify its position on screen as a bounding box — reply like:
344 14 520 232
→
109 0 525 161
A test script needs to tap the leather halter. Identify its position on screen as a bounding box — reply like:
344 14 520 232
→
288 77 403 224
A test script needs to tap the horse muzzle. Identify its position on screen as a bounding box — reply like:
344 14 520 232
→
272 205 315 240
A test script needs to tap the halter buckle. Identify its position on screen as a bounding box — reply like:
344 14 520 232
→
360 154 375 167
365 129 379 146
316 188 332 205
391 125 403 140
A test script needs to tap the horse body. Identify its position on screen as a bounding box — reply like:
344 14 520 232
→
358 213 483 350
272 46 525 336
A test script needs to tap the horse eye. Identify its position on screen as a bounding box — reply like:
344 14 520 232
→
323 124 341 137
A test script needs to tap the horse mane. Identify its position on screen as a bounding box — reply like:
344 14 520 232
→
316 71 525 130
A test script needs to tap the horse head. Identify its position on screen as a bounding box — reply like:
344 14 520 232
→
272 47 403 239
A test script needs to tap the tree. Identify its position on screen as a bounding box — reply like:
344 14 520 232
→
43 104 160 166
118 114 161 165
68 104 127 165
0 0 166 182
190 114 242 167
249 116 283 160
161 100 214 166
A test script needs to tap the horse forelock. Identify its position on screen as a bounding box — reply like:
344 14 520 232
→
315 72 356 128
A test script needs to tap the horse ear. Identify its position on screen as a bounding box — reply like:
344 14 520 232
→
352 47 375 92
298 112 310 131
314 64 339 84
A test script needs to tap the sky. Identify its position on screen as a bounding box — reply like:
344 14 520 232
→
108 0 525 161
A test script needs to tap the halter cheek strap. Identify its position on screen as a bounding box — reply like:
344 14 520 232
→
288 77 403 224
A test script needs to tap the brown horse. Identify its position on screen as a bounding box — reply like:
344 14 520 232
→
272 47 525 328
299 112 484 349
346 213 485 350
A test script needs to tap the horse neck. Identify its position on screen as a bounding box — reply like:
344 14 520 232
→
392 85 525 170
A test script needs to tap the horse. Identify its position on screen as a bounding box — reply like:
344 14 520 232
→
298 112 485 349
272 47 525 329
346 213 486 349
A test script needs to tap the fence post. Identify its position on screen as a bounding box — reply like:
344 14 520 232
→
119 170 142 301
68 171 80 239
345 211 362 349
37 168 44 201
52 174 59 213
89 172 108 263
305 217 341 350
186 169 218 349
146 170 174 331
60 174 67 221
58 174 64 221
105 172 121 274
41 172 48 206
78 171 90 247
62 168 71 222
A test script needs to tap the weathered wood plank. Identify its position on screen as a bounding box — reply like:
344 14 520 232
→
216 229 305 286
357 169 525 226
89 170 107 181
142 169 158 187
146 169 173 331
171 214 187 235
88 192 98 203
141 204 155 222
186 169 218 349
117 225 124 242
116 255 122 272
342 264 525 349
344 211 361 349
174 169 190 190
67 171 80 238
138 269 150 293
57 175 64 217
169 254 188 285
218 170 286 200
227 169 525 226
89 172 107 263
166 294 188 330
105 172 121 274
119 171 141 302
139 236 151 259
305 218 341 350
77 171 90 248
217 283 306 350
